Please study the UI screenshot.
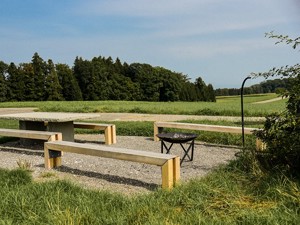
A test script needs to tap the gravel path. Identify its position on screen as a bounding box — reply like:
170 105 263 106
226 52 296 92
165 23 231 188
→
0 134 239 195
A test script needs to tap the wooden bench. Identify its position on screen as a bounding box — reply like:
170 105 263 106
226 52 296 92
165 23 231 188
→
0 128 62 142
0 128 63 165
153 121 263 149
44 141 180 189
74 122 116 145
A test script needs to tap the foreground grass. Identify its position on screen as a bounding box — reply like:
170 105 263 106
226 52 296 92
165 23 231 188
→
0 160 299 224
0 93 286 117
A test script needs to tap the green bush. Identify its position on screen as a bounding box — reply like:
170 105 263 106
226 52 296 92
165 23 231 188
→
253 32 300 173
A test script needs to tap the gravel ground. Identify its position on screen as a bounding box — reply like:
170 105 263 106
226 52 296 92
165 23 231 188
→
0 134 239 195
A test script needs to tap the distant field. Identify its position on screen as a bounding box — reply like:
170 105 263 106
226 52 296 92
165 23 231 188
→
0 93 286 117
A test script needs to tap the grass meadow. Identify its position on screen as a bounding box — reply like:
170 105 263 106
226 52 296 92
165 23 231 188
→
0 93 299 224
0 93 286 117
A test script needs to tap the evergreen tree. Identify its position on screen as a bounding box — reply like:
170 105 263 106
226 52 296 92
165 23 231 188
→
31 52 46 100
0 61 8 102
21 63 36 101
206 84 216 102
6 63 25 101
195 77 207 101
44 60 63 101
56 64 82 101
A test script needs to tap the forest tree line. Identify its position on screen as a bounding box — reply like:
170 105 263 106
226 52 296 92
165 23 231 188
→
0 53 216 102
215 78 292 96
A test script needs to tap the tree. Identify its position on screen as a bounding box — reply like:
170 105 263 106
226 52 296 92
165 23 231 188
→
56 64 82 101
44 60 63 101
206 84 216 102
253 32 300 172
21 63 36 101
0 61 8 102
6 63 26 101
195 77 207 101
31 52 46 100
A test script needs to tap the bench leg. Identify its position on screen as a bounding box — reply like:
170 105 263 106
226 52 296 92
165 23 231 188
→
154 124 163 142
45 134 63 168
44 145 62 169
104 126 112 145
173 156 180 184
111 125 117 144
161 157 180 189
104 125 117 145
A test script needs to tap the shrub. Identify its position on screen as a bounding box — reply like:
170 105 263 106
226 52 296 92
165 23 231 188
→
253 32 300 173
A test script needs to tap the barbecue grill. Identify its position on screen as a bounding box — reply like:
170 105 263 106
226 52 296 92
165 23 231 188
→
156 132 198 165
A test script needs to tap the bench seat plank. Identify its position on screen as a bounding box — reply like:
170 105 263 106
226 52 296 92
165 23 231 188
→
155 122 255 135
0 128 62 141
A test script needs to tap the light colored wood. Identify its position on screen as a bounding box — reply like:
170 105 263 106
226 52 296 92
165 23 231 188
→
44 140 180 189
0 128 62 141
45 141 174 166
256 138 266 151
104 126 112 145
111 125 117 144
74 122 117 145
173 156 180 184
154 122 256 136
161 160 173 189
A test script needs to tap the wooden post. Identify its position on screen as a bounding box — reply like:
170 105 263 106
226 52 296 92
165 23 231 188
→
45 133 63 168
104 126 112 145
173 156 180 185
161 159 174 189
111 125 117 144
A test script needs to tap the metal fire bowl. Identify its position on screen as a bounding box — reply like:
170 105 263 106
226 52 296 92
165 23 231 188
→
156 132 198 143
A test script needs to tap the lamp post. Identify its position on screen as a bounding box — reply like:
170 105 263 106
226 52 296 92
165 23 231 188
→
241 76 251 148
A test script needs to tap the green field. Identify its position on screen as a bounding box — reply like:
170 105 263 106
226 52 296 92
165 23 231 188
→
0 93 286 117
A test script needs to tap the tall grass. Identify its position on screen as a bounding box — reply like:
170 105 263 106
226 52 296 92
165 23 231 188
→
0 163 299 224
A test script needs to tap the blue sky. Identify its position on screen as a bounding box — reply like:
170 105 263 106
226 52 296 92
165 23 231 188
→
0 0 299 88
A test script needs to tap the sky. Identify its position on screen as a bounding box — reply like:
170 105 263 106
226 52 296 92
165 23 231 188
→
0 0 299 88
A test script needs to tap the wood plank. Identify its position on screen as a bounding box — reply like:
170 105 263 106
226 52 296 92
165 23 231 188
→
173 156 180 184
155 122 256 134
45 141 175 166
161 159 174 189
74 122 114 130
0 128 62 140
104 126 112 145
111 125 117 144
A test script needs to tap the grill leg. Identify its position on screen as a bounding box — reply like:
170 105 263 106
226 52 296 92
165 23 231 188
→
161 140 173 154
180 141 195 165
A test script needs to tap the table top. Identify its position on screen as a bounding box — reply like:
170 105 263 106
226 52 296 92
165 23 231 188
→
0 112 100 122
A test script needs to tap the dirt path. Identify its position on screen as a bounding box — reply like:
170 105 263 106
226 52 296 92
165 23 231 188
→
252 97 283 104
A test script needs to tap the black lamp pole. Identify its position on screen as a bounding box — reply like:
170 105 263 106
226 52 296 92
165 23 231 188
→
241 76 251 148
